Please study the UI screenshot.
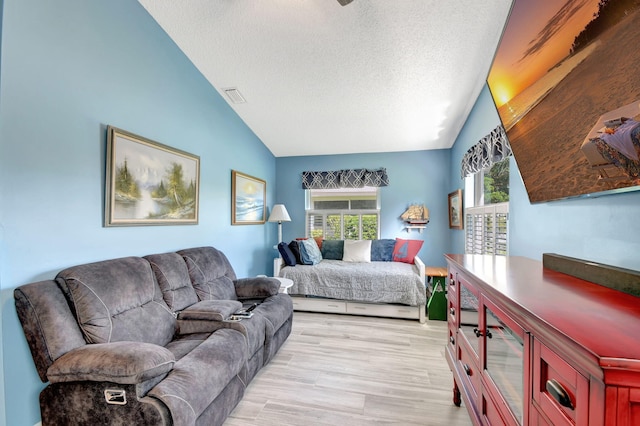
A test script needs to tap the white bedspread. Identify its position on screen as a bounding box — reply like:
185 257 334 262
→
279 259 426 306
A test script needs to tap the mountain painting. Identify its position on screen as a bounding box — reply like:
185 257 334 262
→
105 127 200 226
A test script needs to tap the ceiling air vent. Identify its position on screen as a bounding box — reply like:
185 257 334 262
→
223 88 246 104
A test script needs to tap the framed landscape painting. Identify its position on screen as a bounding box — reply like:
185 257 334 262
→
448 189 463 230
105 126 200 226
231 170 266 225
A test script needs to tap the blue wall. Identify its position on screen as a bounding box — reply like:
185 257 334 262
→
0 1 277 425
275 150 452 268
450 85 640 270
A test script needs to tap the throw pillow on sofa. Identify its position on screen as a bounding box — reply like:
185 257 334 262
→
392 238 423 264
288 240 303 264
321 240 344 260
278 242 297 266
371 239 396 261
343 240 371 262
299 238 322 265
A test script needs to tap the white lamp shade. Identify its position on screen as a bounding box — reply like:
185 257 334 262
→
268 204 291 223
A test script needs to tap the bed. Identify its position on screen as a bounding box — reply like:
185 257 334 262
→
274 257 427 323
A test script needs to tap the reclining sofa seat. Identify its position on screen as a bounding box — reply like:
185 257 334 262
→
14 246 293 426
146 247 294 381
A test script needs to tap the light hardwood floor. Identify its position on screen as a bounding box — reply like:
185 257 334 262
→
225 312 472 426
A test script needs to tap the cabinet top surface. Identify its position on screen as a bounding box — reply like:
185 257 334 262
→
445 254 640 364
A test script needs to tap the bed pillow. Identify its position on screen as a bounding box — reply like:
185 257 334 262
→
392 238 424 264
288 240 303 264
299 238 323 265
343 240 372 262
371 239 396 261
321 240 344 260
278 242 297 267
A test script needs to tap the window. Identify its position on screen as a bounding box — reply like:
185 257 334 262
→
306 187 380 240
464 159 509 255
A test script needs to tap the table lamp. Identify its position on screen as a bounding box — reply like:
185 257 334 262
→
268 204 291 246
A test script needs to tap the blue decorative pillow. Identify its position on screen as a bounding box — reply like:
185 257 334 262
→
371 239 396 261
321 240 344 260
299 238 323 265
288 241 302 264
278 242 297 266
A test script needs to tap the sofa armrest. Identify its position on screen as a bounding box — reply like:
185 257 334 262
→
177 300 243 321
47 342 175 384
234 277 279 299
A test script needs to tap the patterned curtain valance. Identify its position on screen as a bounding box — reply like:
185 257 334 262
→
301 168 389 189
461 125 512 178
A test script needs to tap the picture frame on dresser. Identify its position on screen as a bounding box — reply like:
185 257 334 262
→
105 126 200 227
231 170 266 225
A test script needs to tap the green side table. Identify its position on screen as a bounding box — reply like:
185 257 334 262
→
426 267 448 321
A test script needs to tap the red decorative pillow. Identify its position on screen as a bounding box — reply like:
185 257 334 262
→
392 238 424 264
296 237 323 250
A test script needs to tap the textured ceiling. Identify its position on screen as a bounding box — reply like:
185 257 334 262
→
138 0 513 157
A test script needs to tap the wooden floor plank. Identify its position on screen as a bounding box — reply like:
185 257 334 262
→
225 312 472 425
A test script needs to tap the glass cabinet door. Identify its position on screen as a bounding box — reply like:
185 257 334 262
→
458 279 480 357
484 302 525 424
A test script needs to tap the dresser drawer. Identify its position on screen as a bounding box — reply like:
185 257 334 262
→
291 297 346 313
532 340 589 425
346 302 416 319
482 390 507 426
447 325 457 353
458 339 481 407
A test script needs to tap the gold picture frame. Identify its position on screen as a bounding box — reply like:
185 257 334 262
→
448 189 463 230
105 126 200 226
231 170 266 225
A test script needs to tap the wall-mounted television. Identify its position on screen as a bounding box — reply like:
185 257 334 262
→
487 0 640 203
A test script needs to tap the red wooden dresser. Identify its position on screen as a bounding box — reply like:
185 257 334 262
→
444 254 640 425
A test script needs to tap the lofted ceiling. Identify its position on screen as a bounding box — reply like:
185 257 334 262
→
138 0 513 157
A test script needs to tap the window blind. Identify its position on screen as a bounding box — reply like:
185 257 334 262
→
464 203 509 256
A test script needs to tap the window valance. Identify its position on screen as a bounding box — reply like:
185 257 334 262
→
301 168 389 189
461 125 512 178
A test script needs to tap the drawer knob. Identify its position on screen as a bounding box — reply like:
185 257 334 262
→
473 328 492 339
463 364 472 376
546 379 574 410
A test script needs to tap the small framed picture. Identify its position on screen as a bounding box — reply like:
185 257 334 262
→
231 170 266 225
105 126 200 226
448 189 463 230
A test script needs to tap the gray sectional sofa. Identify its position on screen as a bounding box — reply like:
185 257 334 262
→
14 246 293 426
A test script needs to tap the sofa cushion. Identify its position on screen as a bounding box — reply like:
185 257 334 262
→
343 240 372 262
145 252 199 312
393 238 424 264
178 247 238 301
148 328 247 426
254 294 294 339
321 240 344 260
47 341 175 384
56 257 176 346
14 280 88 382
299 238 322 265
371 239 396 261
